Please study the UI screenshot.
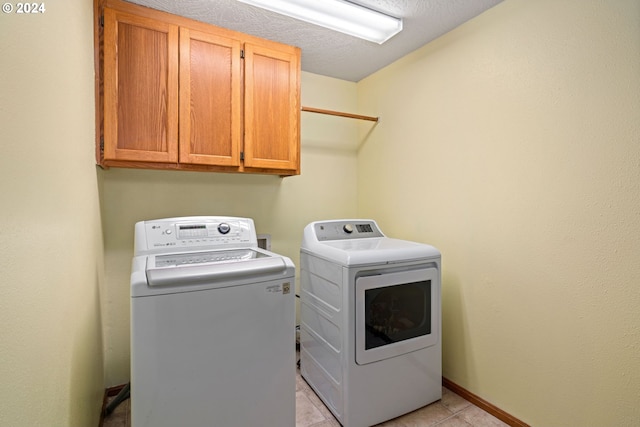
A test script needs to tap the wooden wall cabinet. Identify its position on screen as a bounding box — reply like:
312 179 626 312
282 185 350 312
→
96 0 301 176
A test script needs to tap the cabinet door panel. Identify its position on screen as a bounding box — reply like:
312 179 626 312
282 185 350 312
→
103 8 178 162
243 43 300 172
179 28 241 166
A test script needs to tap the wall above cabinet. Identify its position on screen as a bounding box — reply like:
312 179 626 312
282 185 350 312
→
94 0 301 176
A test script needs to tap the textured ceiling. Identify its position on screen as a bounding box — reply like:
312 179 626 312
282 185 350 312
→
127 0 503 82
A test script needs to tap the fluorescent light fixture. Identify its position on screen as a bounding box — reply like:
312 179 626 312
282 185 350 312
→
237 0 402 44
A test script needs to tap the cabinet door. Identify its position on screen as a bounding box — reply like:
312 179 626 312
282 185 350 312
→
179 28 242 166
243 43 300 172
103 8 178 162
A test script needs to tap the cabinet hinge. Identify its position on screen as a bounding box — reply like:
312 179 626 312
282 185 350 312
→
240 49 245 59
240 151 245 161
100 137 104 152
99 14 104 27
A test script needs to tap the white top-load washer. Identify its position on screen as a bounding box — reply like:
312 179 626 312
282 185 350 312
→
300 219 441 427
130 216 295 427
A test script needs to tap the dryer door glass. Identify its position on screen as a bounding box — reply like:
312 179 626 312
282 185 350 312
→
364 280 431 350
355 267 439 365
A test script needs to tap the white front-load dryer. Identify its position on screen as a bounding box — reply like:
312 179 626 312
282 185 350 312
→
300 219 441 427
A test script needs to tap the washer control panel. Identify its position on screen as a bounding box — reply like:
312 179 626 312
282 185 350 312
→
313 220 384 241
135 217 257 255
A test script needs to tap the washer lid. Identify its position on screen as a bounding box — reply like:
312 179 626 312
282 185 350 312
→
145 249 287 288
304 236 439 266
301 220 440 266
152 248 268 268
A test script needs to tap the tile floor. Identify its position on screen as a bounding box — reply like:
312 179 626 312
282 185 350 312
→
103 369 509 427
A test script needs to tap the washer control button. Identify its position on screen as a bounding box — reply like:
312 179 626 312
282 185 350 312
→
218 223 231 235
343 224 354 234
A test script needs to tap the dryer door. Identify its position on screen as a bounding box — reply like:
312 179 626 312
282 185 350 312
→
355 267 439 365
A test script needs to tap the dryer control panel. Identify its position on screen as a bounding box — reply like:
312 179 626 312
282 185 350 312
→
313 220 384 241
134 216 257 255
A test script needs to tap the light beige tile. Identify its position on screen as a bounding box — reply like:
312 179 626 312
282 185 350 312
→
391 402 453 427
296 372 311 392
436 414 474 427
374 416 408 427
308 419 341 427
441 387 472 414
103 397 130 427
457 405 510 427
100 379 511 427
296 391 327 427
301 383 339 422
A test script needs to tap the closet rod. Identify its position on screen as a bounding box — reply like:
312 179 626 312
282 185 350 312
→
301 106 379 122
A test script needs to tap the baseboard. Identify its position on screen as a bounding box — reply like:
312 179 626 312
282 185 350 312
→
442 377 530 427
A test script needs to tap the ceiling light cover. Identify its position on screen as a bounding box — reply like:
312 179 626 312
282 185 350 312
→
237 0 403 44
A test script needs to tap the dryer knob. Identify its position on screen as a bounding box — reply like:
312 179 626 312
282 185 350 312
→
218 223 231 235
343 224 354 234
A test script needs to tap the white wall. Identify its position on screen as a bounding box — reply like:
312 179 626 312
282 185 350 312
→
0 1 105 425
357 0 640 425
100 71 360 385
